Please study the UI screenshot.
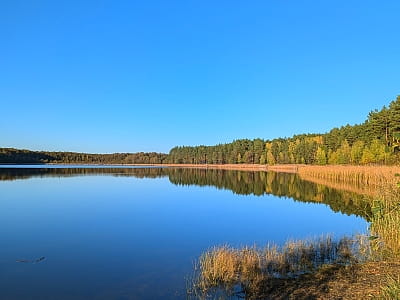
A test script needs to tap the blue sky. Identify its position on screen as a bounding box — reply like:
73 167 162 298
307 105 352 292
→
1 0 399 153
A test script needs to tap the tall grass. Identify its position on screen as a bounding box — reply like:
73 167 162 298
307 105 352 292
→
188 168 400 299
189 235 369 299
298 166 400 258
369 185 400 258
298 165 400 195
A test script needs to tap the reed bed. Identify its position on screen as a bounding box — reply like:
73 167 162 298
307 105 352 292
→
298 165 400 194
297 165 400 258
189 235 370 299
188 165 400 298
369 185 400 258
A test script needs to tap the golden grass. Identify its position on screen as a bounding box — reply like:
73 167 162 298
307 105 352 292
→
369 185 400 258
296 165 400 259
298 165 400 194
188 168 400 299
190 235 369 298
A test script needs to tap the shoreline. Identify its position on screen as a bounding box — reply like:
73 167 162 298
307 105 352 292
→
2 162 399 174
149 163 302 173
2 163 399 196
1 163 303 173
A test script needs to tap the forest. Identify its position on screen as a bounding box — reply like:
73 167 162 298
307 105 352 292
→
167 96 400 165
1 95 399 165
0 149 167 164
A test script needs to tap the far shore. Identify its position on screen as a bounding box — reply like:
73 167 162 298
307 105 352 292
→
0 163 303 173
142 163 302 173
3 163 399 175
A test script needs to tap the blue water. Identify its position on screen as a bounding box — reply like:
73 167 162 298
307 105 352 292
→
0 166 368 299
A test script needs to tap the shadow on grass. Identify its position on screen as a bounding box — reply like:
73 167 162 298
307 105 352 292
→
257 263 360 300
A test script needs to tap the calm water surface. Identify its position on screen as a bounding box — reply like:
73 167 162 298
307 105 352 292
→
0 166 368 299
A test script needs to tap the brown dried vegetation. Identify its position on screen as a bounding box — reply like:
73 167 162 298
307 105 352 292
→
189 166 400 299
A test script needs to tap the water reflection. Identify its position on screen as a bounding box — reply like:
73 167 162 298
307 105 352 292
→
0 166 371 219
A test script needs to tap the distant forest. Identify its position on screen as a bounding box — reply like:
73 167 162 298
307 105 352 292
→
1 95 400 165
0 150 167 165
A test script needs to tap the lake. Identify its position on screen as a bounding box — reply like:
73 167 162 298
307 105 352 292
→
0 166 368 299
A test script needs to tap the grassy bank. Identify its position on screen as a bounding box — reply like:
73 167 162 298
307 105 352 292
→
189 235 370 299
370 185 400 258
297 165 400 195
188 166 400 299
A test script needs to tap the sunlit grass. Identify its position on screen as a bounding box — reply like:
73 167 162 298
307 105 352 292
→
299 166 400 258
298 165 400 196
189 235 370 299
369 185 400 258
188 168 400 299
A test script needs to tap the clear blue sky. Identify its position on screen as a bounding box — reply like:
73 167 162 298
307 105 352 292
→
1 1 399 153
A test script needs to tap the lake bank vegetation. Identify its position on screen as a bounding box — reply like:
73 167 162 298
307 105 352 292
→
188 235 371 299
297 165 400 197
298 165 400 188
369 184 400 259
189 176 400 299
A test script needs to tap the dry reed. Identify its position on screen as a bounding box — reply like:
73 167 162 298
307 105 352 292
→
297 165 400 258
298 165 400 196
190 235 369 299
369 185 400 258
189 165 400 299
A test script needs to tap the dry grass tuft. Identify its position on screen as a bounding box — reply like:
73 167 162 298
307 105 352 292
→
189 235 369 299
196 246 240 292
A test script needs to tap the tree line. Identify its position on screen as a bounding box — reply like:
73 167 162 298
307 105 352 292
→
1 95 399 166
167 96 400 165
0 149 167 164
